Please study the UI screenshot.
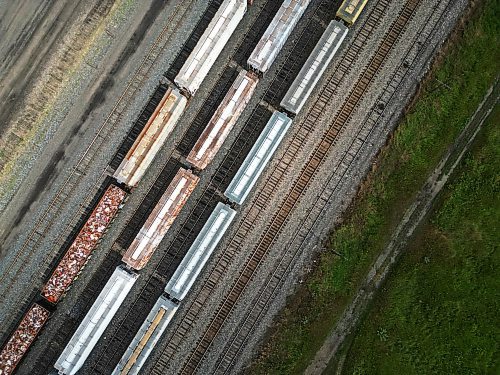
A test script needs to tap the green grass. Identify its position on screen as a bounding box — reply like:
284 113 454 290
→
247 1 500 374
340 104 499 375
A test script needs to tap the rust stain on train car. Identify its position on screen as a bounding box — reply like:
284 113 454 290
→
122 169 199 270
187 70 258 170
114 87 187 187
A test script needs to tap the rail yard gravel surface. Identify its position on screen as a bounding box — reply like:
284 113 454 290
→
5 0 269 373
1 0 209 352
228 1 468 372
0 0 469 373
135 0 469 373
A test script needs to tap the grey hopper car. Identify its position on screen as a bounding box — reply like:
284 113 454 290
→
281 21 348 115
247 0 311 73
225 111 292 205
165 202 236 301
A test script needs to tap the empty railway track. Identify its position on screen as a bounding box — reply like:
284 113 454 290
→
146 0 428 373
214 0 451 372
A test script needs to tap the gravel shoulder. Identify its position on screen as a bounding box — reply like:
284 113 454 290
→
0 0 80 133
0 0 205 339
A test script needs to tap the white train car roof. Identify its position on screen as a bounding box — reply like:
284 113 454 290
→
112 296 178 375
225 111 292 205
123 169 199 270
114 87 187 187
336 0 368 25
281 20 348 115
54 266 138 375
165 202 236 301
247 0 311 73
174 0 247 95
186 70 258 170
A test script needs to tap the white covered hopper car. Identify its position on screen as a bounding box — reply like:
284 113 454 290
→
174 0 248 95
247 0 311 73
186 69 259 170
225 111 292 205
54 266 138 375
281 20 348 115
165 202 236 301
112 203 236 374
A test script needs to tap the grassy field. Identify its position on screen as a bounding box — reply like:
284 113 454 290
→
248 1 499 374
337 102 499 374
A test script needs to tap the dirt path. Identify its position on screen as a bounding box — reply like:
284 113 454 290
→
304 81 499 375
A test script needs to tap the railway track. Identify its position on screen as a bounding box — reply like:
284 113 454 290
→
180 0 422 371
145 0 428 372
88 0 340 371
0 0 198 328
6 0 330 371
214 0 452 372
88 0 287 370
147 0 388 371
12 0 229 370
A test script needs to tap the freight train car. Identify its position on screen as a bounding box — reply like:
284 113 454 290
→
174 0 248 95
225 111 292 205
281 20 348 115
336 0 368 25
165 202 236 301
54 266 138 375
114 87 187 187
112 296 178 375
186 70 259 170
247 0 311 73
0 303 50 375
122 169 199 270
41 185 127 304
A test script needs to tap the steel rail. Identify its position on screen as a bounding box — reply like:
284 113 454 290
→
213 0 451 372
0 0 196 332
178 0 422 372
149 0 391 372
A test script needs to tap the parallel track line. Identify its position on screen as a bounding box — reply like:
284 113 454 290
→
180 0 421 372
214 0 451 371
